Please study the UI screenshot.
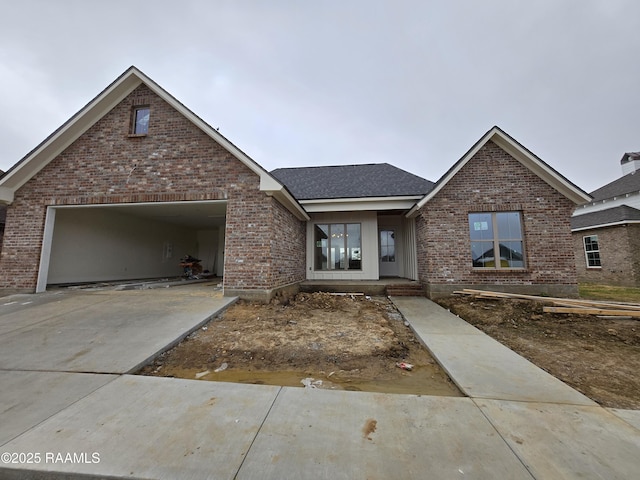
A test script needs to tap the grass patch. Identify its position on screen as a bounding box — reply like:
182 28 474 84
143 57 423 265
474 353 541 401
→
579 283 640 303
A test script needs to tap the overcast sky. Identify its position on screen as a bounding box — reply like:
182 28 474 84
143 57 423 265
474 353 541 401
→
1 1 638 193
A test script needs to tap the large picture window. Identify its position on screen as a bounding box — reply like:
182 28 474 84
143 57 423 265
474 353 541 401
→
469 212 525 269
583 235 601 268
314 223 362 271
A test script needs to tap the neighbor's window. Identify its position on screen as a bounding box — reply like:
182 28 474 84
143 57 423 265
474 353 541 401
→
583 235 601 268
314 223 362 270
469 212 525 269
132 106 150 135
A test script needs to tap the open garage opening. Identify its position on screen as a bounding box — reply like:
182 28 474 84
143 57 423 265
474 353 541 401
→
38 201 227 291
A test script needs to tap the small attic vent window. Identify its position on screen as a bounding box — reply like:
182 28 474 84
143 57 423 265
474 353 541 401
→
132 107 150 135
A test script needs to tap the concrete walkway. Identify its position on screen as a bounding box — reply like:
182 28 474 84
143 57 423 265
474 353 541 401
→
0 292 638 479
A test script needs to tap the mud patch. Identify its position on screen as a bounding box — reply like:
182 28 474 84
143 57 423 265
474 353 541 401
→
139 293 461 396
362 418 377 440
437 296 640 409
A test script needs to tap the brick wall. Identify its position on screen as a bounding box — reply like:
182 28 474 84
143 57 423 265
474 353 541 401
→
572 224 640 286
0 84 306 296
417 141 579 297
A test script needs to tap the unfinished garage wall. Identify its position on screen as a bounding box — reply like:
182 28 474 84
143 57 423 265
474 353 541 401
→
196 229 220 276
47 208 197 284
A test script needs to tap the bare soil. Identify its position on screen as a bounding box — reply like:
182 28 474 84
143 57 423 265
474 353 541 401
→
437 296 640 409
140 292 461 396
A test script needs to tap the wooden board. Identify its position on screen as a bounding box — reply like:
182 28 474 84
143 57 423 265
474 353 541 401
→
543 306 640 317
455 289 640 312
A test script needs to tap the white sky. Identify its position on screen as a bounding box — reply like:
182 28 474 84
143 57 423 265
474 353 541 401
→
1 0 638 193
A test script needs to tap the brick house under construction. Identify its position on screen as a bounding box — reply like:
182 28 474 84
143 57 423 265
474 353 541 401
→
0 67 590 300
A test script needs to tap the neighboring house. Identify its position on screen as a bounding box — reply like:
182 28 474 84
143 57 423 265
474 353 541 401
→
0 67 590 299
571 153 640 286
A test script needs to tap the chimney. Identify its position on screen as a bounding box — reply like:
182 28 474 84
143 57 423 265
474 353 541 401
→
621 152 640 175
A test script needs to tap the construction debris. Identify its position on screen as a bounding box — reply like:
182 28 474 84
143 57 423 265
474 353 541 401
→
454 289 640 318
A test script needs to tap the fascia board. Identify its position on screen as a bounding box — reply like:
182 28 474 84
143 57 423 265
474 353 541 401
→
135 69 308 219
303 197 419 213
0 187 14 205
572 220 640 232
301 195 423 205
406 128 496 218
0 73 142 193
136 69 275 185
407 126 592 219
490 133 592 205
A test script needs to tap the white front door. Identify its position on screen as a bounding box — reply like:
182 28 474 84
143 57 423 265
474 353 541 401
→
379 228 399 277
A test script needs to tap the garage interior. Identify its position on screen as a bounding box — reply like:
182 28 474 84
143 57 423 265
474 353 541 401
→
42 201 226 289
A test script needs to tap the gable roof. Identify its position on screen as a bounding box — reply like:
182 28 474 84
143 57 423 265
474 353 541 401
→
0 67 309 220
589 170 640 202
271 163 434 201
571 204 640 231
407 126 592 217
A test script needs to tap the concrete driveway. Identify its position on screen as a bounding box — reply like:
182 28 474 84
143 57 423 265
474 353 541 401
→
1 290 638 479
0 284 235 374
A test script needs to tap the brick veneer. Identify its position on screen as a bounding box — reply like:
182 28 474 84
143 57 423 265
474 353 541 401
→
572 224 640 286
0 84 306 297
417 141 579 297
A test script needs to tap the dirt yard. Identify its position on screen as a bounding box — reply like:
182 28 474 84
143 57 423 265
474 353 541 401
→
437 296 640 409
140 292 461 396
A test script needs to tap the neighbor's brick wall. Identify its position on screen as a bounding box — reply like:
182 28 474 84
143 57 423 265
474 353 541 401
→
572 224 640 286
0 84 306 293
417 140 579 297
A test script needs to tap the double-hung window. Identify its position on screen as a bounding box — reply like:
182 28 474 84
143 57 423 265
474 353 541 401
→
314 223 362 270
583 235 601 268
469 212 525 269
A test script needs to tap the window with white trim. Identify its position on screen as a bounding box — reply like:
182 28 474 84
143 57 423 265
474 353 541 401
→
583 235 601 268
469 212 525 269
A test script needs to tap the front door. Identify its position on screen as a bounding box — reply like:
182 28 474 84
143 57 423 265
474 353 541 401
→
379 228 399 277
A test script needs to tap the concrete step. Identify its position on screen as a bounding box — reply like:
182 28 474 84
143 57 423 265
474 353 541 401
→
385 284 424 296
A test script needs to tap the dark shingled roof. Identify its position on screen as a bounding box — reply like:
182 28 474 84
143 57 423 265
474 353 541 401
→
590 170 640 202
271 163 434 200
571 204 640 230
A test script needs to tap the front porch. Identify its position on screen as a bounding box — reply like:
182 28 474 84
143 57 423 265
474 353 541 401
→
299 278 424 296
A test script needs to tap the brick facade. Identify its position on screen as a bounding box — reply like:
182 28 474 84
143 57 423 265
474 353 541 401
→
417 141 579 297
572 224 640 286
0 84 306 297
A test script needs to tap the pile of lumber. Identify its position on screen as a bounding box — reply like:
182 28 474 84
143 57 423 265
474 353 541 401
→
454 289 640 317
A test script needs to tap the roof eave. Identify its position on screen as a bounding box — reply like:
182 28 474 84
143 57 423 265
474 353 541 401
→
0 69 143 195
261 176 310 220
407 126 592 218
0 66 307 218
572 220 640 232
0 187 14 205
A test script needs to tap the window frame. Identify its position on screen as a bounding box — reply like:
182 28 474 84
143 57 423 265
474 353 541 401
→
314 223 362 271
130 106 150 136
469 211 526 270
583 235 602 268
